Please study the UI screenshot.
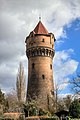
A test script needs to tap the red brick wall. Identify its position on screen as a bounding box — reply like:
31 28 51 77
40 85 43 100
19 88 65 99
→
26 33 55 110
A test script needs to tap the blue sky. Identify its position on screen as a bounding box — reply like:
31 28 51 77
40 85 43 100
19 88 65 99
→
56 19 80 70
60 19 80 59
54 19 80 96
0 0 80 98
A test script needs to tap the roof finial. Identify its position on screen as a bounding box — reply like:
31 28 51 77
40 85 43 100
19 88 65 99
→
39 15 41 22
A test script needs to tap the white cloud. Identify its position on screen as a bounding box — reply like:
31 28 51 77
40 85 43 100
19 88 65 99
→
53 49 79 90
0 0 80 93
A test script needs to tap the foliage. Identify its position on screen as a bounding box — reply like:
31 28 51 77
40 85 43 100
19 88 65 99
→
56 99 65 112
16 62 26 103
5 90 18 112
4 99 9 112
0 117 3 119
24 100 52 117
69 99 80 118
39 109 50 116
23 100 38 116
63 95 72 109
0 89 7 114
70 73 80 95
19 114 25 120
5 89 24 112
0 89 5 104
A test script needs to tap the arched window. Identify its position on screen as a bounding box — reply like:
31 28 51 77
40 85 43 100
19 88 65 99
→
32 63 35 69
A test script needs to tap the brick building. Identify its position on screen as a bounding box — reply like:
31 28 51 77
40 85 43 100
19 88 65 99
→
25 20 56 110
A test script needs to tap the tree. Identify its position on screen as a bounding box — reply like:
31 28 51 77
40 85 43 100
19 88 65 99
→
0 89 9 114
69 99 80 118
54 83 66 112
63 95 72 110
70 73 80 96
6 89 18 112
0 89 5 115
0 89 5 104
6 89 24 112
16 62 26 103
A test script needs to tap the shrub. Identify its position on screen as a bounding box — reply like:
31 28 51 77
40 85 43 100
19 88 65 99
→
69 99 80 118
0 117 4 120
39 109 51 116
19 115 25 120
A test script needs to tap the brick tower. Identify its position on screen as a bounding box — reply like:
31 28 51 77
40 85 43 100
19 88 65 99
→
25 20 55 109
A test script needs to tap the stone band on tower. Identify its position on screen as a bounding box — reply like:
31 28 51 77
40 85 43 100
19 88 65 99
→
25 20 56 109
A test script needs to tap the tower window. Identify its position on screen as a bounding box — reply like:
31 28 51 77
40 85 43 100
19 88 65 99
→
50 38 51 44
32 63 35 69
31 43 33 46
42 75 45 79
42 38 44 42
50 64 52 69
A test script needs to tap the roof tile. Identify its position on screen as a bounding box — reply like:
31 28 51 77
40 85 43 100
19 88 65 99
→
33 21 48 34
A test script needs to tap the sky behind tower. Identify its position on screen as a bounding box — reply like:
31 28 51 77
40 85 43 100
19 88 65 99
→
0 0 80 97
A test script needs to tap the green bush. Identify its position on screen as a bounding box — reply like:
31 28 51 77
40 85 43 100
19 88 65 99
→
0 117 4 120
19 115 25 120
39 109 48 116
69 99 80 118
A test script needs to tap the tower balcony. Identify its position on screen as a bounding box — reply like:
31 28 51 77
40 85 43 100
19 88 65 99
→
26 46 55 59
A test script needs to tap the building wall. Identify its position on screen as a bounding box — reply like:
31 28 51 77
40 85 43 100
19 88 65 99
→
26 34 54 49
26 33 55 109
28 56 54 97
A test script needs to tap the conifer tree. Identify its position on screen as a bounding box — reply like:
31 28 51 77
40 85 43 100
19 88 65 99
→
16 62 26 103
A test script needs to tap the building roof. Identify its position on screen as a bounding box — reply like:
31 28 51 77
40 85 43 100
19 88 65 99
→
3 112 23 119
33 21 48 34
25 20 56 42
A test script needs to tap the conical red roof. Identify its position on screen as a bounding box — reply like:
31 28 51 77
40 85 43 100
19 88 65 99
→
33 21 48 34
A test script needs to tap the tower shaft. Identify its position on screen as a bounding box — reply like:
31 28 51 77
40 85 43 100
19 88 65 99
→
25 21 55 110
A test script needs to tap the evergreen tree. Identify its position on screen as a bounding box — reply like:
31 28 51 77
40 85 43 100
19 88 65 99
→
16 62 26 103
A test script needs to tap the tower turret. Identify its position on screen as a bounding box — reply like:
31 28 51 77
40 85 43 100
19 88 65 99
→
25 20 55 109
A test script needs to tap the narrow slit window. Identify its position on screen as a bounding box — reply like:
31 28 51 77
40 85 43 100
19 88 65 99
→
50 64 52 69
32 63 35 69
42 38 44 42
50 38 51 44
42 75 45 79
